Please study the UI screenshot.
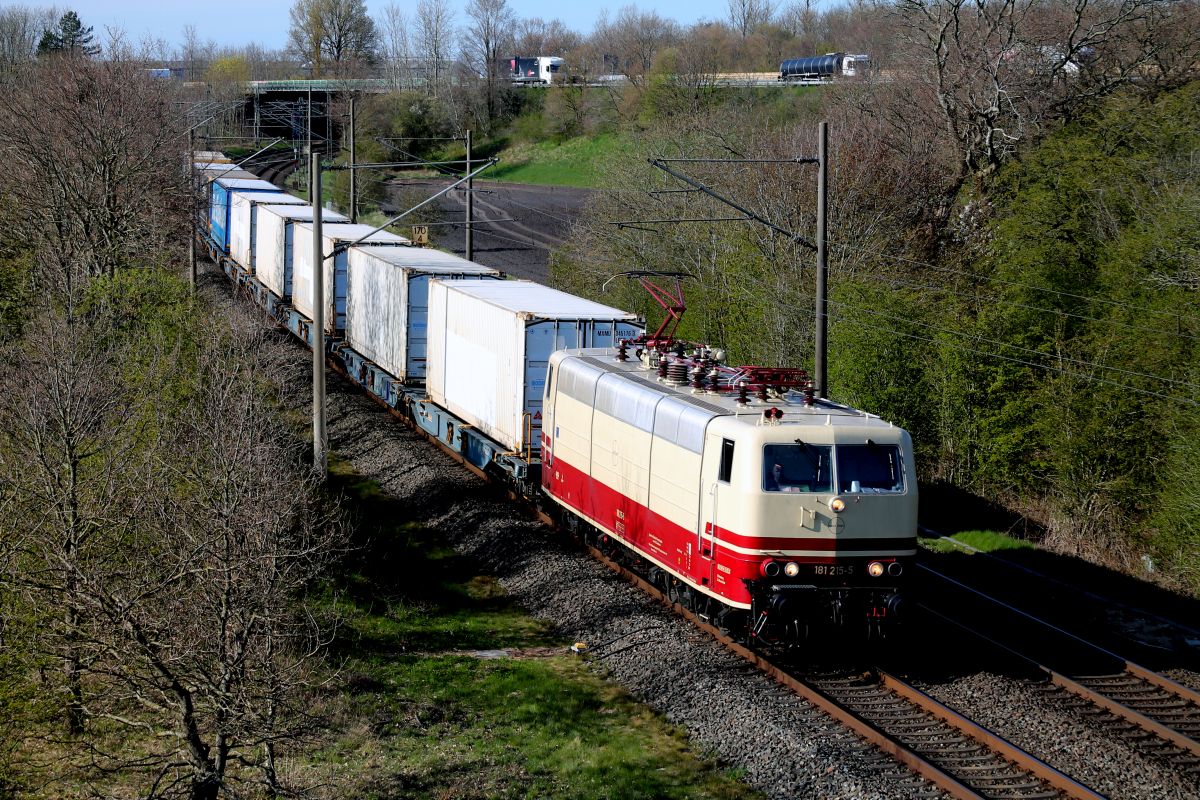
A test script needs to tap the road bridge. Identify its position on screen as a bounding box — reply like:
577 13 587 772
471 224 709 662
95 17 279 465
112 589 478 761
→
245 79 393 95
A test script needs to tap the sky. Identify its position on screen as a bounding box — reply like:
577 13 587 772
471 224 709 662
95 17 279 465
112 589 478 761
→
55 0 750 52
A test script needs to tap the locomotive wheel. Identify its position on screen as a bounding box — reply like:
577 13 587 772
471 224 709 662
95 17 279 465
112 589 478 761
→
714 606 738 638
676 585 695 614
646 566 663 593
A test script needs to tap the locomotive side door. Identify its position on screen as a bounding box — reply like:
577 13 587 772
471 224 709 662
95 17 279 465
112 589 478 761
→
697 433 736 592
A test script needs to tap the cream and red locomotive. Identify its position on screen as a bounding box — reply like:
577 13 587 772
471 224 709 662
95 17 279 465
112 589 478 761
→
541 343 916 642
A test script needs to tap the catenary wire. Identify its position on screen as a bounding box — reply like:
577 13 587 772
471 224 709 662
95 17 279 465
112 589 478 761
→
823 308 1198 407
825 262 1200 344
824 297 1200 392
828 241 1200 328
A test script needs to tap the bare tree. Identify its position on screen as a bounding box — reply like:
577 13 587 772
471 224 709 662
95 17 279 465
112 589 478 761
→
0 305 140 738
513 17 582 55
0 57 188 283
0 306 347 799
380 1 414 90
0 4 58 71
894 0 1171 186
594 5 679 80
416 0 454 93
91 325 344 800
288 0 378 77
779 0 818 37
728 0 776 38
460 0 516 124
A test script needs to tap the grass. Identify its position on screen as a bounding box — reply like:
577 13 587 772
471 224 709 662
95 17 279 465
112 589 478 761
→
310 459 760 799
921 529 1037 554
484 133 627 188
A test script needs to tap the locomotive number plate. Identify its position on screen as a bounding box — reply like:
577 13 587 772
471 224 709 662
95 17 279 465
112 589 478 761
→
811 564 854 576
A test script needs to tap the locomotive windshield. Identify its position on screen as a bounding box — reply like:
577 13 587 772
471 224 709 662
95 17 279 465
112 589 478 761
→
836 443 905 493
763 443 832 493
761 442 905 494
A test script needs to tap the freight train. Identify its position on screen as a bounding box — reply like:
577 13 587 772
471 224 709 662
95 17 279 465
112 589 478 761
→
197 166 917 643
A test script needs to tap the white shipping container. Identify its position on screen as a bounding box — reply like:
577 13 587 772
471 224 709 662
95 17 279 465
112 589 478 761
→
254 205 348 300
229 192 306 271
346 245 500 383
199 168 257 183
209 177 281 252
292 223 408 333
193 150 231 164
426 280 642 454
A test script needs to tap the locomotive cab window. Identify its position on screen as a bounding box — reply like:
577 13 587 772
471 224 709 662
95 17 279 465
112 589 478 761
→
717 438 735 483
837 443 905 493
544 364 554 400
763 442 832 493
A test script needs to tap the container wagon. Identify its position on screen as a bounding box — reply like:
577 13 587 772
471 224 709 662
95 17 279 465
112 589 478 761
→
291 223 408 336
345 245 501 385
426 279 641 474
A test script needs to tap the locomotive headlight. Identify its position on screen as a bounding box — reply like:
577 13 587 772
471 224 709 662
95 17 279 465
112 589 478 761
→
783 561 801 577
867 561 885 578
830 497 846 513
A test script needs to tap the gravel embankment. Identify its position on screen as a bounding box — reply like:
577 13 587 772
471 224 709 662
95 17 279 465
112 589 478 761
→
913 672 1200 799
199 264 1199 800
1165 669 1200 694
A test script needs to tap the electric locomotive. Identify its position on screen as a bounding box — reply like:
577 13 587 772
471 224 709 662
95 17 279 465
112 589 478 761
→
541 342 916 643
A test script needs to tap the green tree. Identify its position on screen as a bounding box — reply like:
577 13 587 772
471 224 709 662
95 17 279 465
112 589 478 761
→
36 11 97 57
288 0 377 77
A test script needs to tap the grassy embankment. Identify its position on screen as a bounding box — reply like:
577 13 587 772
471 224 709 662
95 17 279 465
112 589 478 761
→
482 132 627 188
920 530 1037 555
312 458 758 799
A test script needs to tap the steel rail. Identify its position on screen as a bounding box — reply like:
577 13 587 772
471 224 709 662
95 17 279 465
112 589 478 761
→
920 597 1200 761
1050 672 1200 757
1124 663 1200 706
878 673 1104 800
581 543 1100 800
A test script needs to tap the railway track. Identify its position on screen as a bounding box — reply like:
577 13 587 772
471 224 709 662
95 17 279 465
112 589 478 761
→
920 526 1200 660
921 564 1200 778
241 151 299 186
582 542 1106 800
807 670 1100 800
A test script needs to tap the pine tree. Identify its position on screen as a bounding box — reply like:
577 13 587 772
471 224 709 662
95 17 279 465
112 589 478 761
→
36 11 98 57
